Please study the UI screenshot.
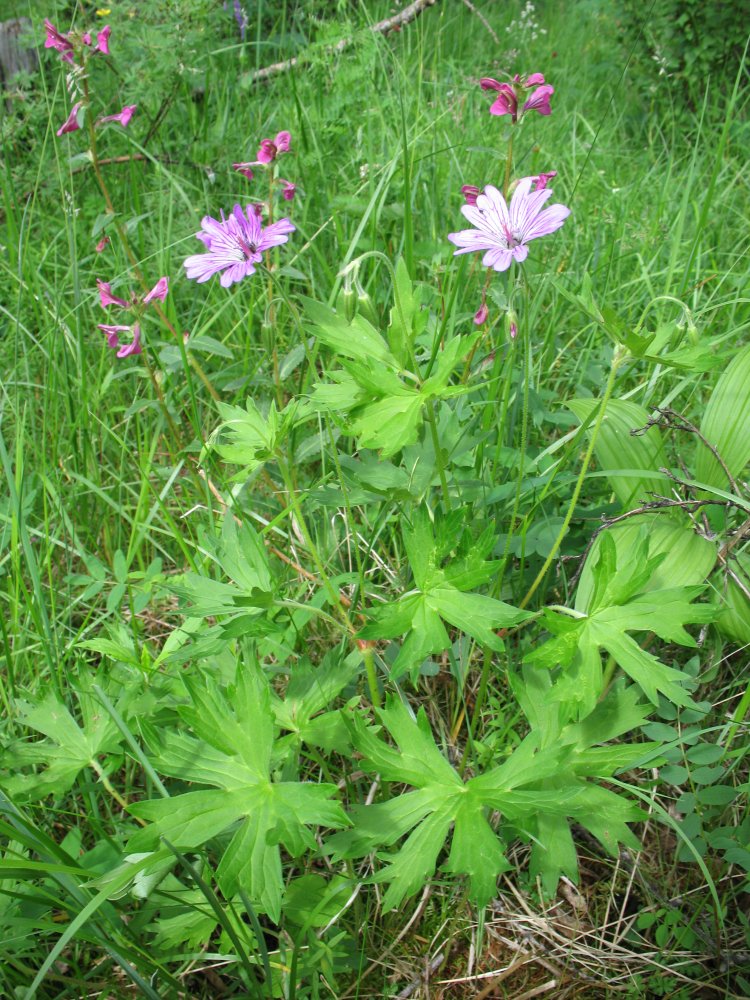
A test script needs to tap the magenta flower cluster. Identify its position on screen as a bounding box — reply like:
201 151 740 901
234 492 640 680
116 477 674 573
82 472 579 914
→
44 21 137 138
183 126 298 289
233 130 296 201
97 277 169 358
44 19 110 63
451 70 569 328
480 72 553 123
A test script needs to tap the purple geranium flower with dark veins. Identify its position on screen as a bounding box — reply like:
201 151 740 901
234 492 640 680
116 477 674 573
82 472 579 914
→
447 177 570 272
184 204 295 288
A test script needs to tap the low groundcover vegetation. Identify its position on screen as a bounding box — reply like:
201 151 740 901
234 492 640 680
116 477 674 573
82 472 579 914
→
1 0 750 996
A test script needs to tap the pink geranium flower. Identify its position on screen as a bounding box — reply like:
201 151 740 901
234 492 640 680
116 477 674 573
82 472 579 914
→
97 104 136 128
448 177 570 272
183 203 295 288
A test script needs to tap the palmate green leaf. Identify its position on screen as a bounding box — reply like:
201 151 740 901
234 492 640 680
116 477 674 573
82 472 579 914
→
526 532 714 714
272 651 361 755
171 515 275 638
129 660 349 921
329 697 644 910
3 690 123 801
302 296 396 364
360 510 531 680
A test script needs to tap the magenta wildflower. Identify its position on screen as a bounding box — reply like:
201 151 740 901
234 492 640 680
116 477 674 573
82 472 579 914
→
480 74 554 122
461 184 480 206
116 325 142 358
98 323 130 349
256 130 291 164
480 78 518 120
143 277 169 304
43 19 74 62
56 102 84 136
183 203 295 288
523 84 554 116
96 25 111 55
97 280 129 309
473 303 489 325
233 162 254 180
279 178 296 201
448 177 570 272
95 236 110 253
97 104 136 128
532 171 557 191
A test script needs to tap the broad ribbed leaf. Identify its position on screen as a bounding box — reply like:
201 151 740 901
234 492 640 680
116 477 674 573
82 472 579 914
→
697 344 750 488
568 398 668 508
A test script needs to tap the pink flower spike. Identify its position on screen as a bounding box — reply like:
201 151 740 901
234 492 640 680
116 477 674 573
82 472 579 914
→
95 235 110 253
523 84 554 116
184 202 295 288
96 25 111 55
143 276 169 305
279 178 296 201
461 185 480 206
116 324 142 358
473 303 488 326
524 72 546 87
97 279 129 309
97 105 136 128
56 102 83 136
447 178 570 273
533 171 557 191
233 162 254 180
98 323 130 349
43 20 74 61
274 130 291 152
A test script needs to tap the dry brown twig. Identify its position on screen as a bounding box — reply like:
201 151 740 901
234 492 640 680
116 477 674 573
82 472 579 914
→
245 0 440 84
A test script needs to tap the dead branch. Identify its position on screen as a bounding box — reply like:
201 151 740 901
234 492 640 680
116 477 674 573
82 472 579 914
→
632 407 740 495
461 0 500 44
245 0 440 85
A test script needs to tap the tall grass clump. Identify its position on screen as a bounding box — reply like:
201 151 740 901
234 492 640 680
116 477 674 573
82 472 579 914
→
1 0 750 996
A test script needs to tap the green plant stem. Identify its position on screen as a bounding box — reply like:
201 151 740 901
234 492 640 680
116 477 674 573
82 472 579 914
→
360 643 382 709
503 132 515 198
427 399 451 509
277 457 354 635
519 345 625 610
